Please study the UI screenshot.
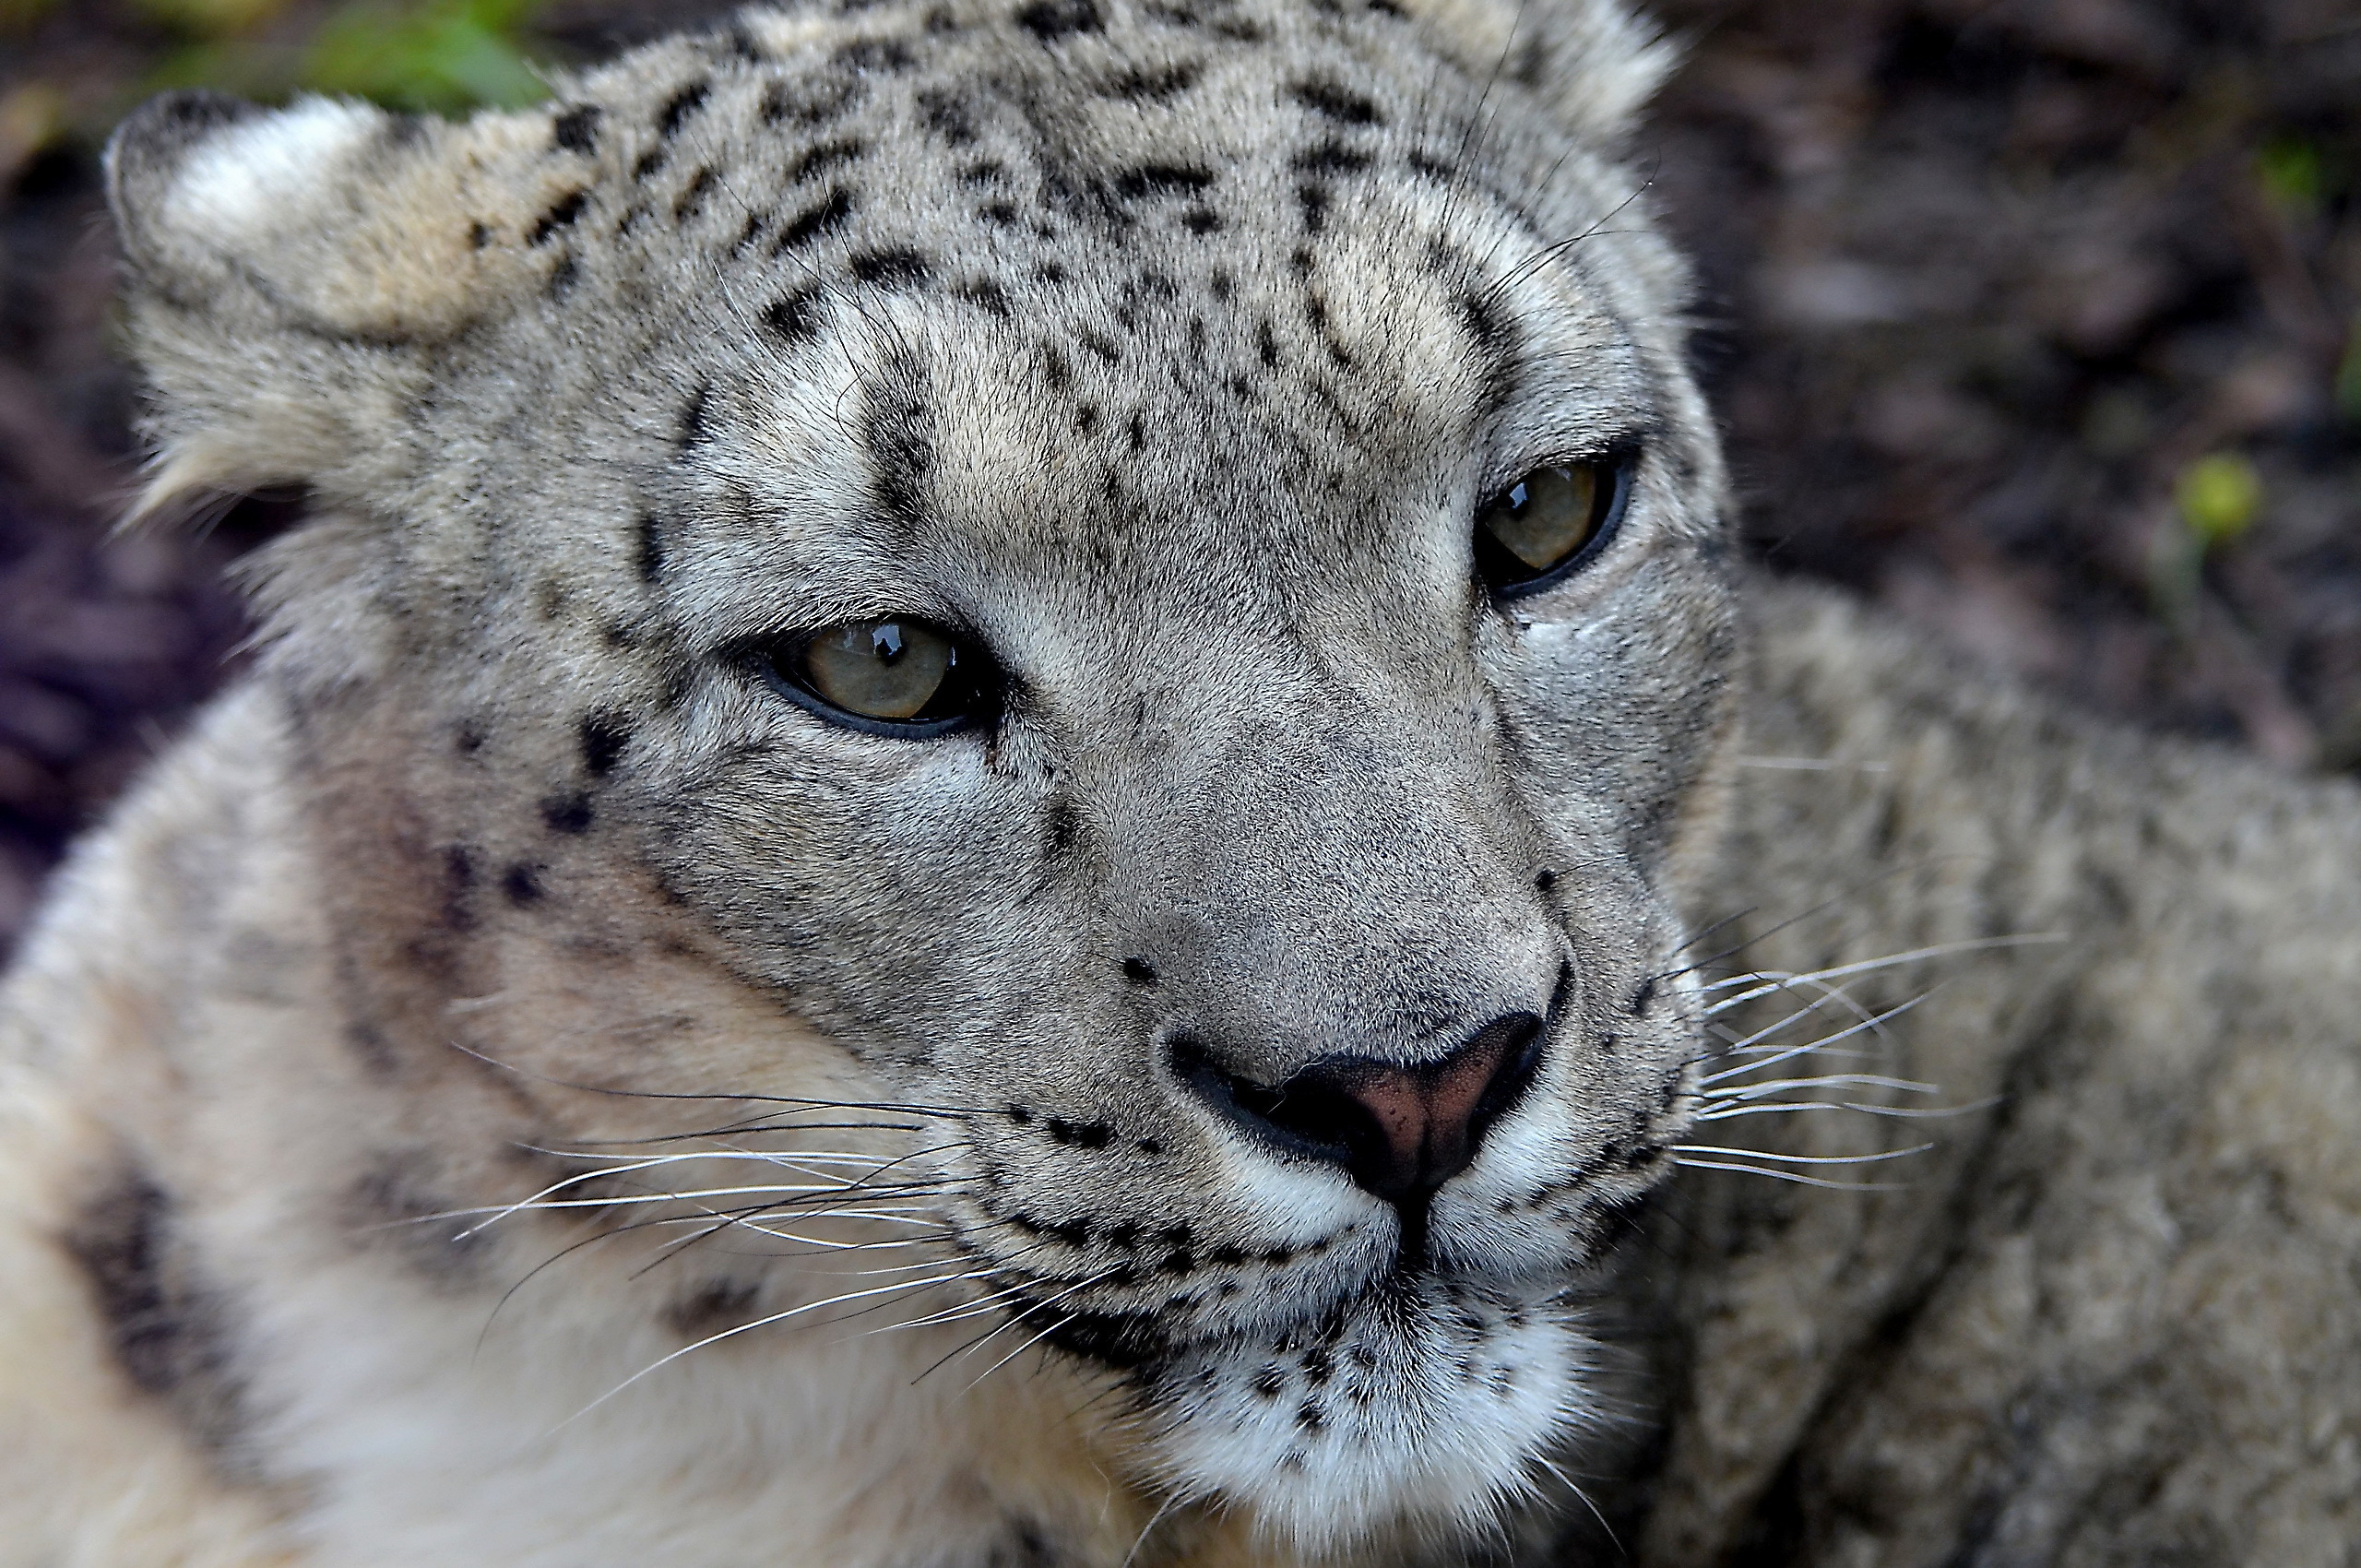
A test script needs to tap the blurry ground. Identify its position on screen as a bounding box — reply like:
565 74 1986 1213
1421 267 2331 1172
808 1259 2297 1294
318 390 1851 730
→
1 0 2356 954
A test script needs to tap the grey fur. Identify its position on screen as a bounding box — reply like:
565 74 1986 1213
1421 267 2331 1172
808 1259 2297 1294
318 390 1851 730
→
0 1 2353 1564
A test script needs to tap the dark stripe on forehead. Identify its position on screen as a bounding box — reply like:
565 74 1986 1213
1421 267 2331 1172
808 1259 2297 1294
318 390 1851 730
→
1424 238 1518 414
860 349 937 529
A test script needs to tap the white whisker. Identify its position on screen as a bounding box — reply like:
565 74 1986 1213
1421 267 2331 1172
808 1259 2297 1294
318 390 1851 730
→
1673 1142 1933 1166
1670 1157 1908 1191
1700 992 1931 1085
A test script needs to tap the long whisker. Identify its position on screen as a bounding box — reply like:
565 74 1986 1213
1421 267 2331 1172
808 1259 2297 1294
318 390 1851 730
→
1668 1157 1908 1192
566 1269 985 1422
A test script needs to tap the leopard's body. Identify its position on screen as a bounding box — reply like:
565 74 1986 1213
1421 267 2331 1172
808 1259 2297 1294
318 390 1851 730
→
2 2 2357 1565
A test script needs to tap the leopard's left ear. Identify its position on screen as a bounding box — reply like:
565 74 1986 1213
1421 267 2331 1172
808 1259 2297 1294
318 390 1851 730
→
106 90 576 521
1393 0 1679 146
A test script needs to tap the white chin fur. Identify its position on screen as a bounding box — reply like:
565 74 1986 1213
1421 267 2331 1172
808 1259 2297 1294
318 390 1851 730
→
1138 1280 1597 1557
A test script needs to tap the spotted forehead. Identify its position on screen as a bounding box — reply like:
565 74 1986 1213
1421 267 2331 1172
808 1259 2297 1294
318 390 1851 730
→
507 0 1655 613
526 0 1606 369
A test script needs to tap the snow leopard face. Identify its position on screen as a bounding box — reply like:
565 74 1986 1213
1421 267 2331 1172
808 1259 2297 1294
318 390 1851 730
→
107 0 1736 1551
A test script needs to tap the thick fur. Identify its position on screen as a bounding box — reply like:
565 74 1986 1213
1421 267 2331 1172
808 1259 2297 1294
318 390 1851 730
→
1 1 2355 1564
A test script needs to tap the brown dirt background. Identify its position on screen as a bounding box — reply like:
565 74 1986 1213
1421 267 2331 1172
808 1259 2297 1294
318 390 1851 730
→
1 0 2356 956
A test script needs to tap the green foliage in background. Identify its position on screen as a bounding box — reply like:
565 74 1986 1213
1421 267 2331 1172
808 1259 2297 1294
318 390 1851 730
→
2150 452 2264 631
145 0 554 117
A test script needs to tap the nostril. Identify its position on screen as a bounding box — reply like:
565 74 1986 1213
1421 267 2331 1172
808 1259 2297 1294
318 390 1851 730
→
1168 1012 1548 1207
1169 1035 1382 1170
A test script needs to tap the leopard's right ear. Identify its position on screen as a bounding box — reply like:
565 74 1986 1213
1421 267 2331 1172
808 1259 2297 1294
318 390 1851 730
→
107 90 575 522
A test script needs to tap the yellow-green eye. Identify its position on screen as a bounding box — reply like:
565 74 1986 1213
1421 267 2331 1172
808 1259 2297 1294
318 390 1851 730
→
1473 458 1630 596
754 619 990 737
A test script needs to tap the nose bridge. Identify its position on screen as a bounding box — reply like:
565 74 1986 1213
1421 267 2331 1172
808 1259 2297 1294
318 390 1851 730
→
1129 655 1560 1071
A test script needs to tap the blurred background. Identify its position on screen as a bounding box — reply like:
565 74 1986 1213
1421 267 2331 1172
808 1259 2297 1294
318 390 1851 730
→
0 0 2355 956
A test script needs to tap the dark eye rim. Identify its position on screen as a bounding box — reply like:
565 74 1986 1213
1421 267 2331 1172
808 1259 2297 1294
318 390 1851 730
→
1476 451 1638 601
738 620 995 741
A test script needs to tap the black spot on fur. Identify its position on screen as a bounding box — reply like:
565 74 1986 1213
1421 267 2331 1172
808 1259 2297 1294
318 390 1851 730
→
1007 1103 1034 1123
657 79 711 137
1256 319 1280 367
1042 344 1071 387
673 167 718 221
541 792 595 835
765 286 827 342
850 247 931 288
1209 267 1234 301
957 279 1013 316
455 719 487 754
918 87 977 143
1104 61 1200 99
546 252 580 300
64 1166 250 1452
732 213 768 252
501 862 544 904
635 512 667 582
791 137 867 183
837 36 917 72
1046 1118 1113 1148
1014 0 1101 42
1535 866 1558 891
1043 796 1084 859
678 382 712 448
1291 78 1380 125
1293 140 1370 177
778 186 857 248
467 220 492 248
1079 329 1121 362
860 353 936 523
978 199 1021 226
1297 182 1330 232
961 159 1005 185
763 76 860 126
528 189 587 245
552 103 602 153
634 148 668 181
579 711 632 777
1122 956 1158 986
1181 206 1219 233
1114 162 1215 201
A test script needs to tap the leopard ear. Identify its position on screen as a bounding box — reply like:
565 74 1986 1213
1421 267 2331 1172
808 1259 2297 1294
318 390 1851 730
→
1394 0 1678 146
105 90 574 522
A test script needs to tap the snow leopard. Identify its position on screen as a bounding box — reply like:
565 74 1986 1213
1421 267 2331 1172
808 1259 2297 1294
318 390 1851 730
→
3 0 2357 1565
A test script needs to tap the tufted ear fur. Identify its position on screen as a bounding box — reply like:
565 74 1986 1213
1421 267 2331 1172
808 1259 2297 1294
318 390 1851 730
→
1392 0 1678 147
105 90 574 522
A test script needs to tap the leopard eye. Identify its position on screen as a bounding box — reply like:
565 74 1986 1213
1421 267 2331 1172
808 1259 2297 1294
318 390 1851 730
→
1473 457 1631 598
753 619 990 737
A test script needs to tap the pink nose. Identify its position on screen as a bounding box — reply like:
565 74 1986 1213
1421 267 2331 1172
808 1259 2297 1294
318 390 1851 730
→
1326 1033 1525 1201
